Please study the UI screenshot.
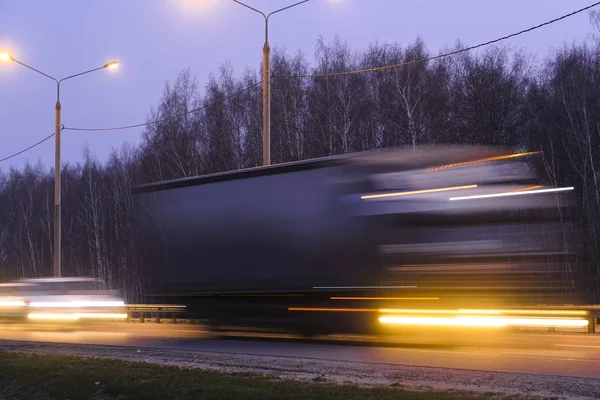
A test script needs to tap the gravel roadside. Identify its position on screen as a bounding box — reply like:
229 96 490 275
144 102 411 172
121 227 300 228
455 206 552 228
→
0 340 598 400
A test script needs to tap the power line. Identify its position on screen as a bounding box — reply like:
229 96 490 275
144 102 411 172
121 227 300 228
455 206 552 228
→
63 80 263 132
0 81 263 163
0 133 55 164
276 1 600 78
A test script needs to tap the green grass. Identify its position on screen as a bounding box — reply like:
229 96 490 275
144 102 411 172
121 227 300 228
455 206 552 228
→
0 351 520 400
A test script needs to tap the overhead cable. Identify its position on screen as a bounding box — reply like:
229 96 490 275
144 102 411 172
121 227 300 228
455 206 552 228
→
0 133 55 164
276 1 600 78
63 80 263 132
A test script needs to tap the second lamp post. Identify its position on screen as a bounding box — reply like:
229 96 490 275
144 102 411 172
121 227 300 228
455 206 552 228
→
233 0 311 167
0 53 118 277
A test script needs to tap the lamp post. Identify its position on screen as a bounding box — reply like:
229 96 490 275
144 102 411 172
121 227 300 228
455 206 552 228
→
232 0 311 166
0 53 118 277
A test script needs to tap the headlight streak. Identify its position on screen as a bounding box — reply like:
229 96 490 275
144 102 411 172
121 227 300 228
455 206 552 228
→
378 315 589 328
331 297 440 301
27 312 128 321
312 286 417 289
0 299 26 307
448 186 574 201
28 300 125 308
379 309 589 316
360 184 477 200
426 151 541 172
378 308 589 328
27 313 79 321
287 307 590 328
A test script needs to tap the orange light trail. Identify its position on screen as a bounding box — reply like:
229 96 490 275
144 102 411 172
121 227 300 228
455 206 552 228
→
379 308 589 316
379 316 589 328
361 184 477 200
331 297 439 301
288 307 378 312
427 151 540 172
509 185 543 193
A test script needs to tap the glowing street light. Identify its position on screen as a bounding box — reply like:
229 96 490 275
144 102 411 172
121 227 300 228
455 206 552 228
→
0 54 119 278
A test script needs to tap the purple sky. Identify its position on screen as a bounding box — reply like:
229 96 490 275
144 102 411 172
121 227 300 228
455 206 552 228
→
0 0 596 170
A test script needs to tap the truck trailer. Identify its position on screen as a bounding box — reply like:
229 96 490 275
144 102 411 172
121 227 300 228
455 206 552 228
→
132 146 577 335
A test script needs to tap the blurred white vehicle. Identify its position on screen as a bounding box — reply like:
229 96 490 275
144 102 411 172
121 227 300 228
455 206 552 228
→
0 277 126 322
0 282 29 320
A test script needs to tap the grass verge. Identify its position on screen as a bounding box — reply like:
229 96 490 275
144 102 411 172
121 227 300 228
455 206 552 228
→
0 351 521 400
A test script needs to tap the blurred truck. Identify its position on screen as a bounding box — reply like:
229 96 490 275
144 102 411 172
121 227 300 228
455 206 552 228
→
132 146 578 335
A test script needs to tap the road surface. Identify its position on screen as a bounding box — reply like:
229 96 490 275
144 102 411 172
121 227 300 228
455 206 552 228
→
0 322 599 379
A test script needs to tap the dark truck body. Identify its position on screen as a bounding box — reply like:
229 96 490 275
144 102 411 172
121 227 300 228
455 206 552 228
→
133 159 378 294
132 147 578 334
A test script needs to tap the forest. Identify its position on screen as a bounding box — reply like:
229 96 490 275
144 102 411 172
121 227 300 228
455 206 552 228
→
2 19 600 302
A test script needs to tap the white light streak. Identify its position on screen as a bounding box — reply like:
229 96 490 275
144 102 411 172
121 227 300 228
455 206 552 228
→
27 312 128 321
76 313 127 319
0 299 26 307
28 313 79 321
29 300 125 308
449 186 574 201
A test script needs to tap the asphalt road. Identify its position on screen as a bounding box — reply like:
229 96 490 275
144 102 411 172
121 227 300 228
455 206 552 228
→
1 322 599 379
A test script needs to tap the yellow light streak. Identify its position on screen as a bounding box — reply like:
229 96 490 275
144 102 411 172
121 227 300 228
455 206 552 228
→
509 185 542 192
361 184 477 200
288 307 377 312
28 313 79 321
457 309 589 316
76 313 127 319
331 297 439 301
380 309 457 314
427 151 540 172
380 308 589 316
379 315 589 328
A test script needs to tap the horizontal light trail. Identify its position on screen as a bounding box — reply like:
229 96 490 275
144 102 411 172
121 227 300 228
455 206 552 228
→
331 297 439 301
379 316 589 328
457 309 589 316
510 185 543 192
289 308 589 319
29 300 125 308
361 184 477 200
27 312 128 321
27 313 79 321
427 151 540 172
76 313 128 319
380 309 589 316
289 307 378 312
0 300 26 307
449 186 574 201
313 286 417 289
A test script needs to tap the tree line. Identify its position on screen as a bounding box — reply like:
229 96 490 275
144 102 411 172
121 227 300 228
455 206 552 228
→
2 24 600 301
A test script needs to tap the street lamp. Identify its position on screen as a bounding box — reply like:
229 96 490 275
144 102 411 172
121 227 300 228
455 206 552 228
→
0 53 118 278
232 0 311 166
